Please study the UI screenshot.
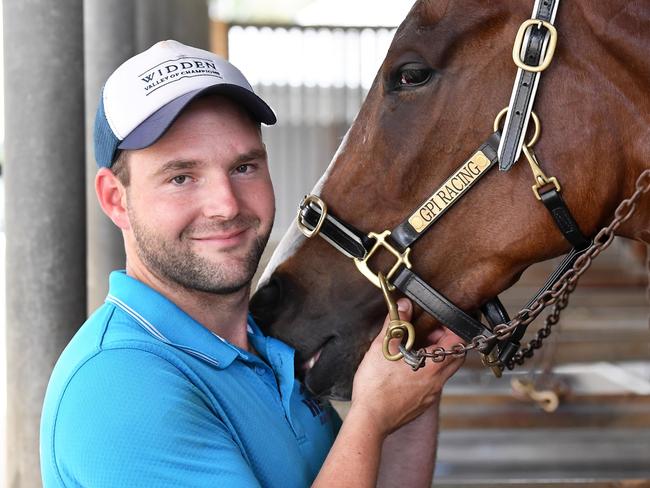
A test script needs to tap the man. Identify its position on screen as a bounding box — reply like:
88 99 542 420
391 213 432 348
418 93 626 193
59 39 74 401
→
40 40 463 487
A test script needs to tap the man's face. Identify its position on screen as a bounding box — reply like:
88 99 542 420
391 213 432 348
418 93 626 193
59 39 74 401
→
123 96 275 295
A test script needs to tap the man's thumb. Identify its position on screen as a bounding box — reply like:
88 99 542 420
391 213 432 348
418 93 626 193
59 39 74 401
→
396 298 412 320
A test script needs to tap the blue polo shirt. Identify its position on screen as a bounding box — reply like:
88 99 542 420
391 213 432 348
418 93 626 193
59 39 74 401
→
40 271 339 487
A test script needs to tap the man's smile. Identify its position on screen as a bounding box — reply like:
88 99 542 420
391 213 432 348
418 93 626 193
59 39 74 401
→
189 227 251 248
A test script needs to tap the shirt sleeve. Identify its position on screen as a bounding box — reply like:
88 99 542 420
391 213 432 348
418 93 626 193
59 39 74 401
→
48 347 262 488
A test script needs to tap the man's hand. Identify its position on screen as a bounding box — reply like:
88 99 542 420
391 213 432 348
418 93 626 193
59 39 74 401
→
349 298 464 437
312 298 464 488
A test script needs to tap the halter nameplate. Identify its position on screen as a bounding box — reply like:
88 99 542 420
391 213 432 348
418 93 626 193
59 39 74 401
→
407 150 493 233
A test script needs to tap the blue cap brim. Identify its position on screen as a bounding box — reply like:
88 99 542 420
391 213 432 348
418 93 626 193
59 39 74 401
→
118 84 276 151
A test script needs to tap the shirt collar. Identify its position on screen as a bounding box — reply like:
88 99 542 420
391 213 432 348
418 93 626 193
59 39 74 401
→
106 270 259 369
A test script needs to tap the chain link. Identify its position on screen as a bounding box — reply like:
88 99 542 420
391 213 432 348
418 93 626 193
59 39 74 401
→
413 169 650 370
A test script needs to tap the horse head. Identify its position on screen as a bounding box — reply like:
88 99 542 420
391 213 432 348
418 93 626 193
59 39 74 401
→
251 0 650 399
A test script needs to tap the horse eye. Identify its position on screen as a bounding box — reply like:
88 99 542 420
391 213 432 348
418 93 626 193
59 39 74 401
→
395 63 433 88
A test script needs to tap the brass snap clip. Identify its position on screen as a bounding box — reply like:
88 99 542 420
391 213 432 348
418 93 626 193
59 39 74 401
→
378 273 415 361
521 144 561 200
511 378 560 413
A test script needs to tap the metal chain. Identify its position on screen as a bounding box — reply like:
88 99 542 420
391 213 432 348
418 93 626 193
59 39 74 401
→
413 168 650 369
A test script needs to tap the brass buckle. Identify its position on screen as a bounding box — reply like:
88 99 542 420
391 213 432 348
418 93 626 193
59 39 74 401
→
354 230 412 290
296 195 328 238
493 107 541 148
512 19 558 73
521 144 562 200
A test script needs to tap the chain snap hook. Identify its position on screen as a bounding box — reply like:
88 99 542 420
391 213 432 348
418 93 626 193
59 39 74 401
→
511 378 560 412
378 273 415 361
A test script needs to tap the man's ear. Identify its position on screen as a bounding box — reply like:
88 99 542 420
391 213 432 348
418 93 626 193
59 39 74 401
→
95 168 130 230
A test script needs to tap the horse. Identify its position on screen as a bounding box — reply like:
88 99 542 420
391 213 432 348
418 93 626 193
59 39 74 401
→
250 0 650 400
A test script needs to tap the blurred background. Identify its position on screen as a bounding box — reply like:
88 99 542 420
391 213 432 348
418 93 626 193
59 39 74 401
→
1 1 648 487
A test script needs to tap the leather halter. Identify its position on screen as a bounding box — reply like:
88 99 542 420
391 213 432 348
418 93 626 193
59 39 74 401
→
295 0 590 372
297 133 590 369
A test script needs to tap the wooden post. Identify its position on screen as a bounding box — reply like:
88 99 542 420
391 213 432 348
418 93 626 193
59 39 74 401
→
211 19 229 58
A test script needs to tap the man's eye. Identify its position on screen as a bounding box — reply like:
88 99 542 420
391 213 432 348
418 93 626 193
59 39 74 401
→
235 164 252 174
171 175 189 185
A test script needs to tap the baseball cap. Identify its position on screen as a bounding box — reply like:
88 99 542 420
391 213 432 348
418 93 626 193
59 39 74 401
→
94 39 277 168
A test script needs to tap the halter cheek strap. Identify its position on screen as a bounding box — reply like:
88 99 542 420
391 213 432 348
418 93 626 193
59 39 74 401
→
498 0 561 171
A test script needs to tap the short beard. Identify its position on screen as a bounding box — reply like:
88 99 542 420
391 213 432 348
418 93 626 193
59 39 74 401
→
129 209 271 296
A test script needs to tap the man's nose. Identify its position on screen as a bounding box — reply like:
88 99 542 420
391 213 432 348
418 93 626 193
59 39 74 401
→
202 175 240 220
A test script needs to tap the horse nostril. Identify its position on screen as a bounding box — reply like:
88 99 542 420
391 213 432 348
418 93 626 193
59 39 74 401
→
250 276 284 328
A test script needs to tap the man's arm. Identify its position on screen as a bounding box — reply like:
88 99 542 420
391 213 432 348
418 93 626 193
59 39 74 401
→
378 316 462 486
312 299 463 488
377 400 440 487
